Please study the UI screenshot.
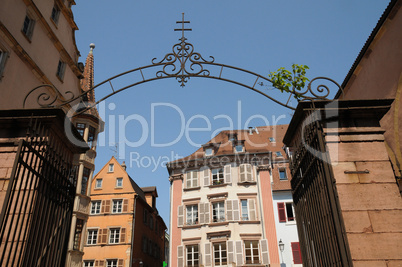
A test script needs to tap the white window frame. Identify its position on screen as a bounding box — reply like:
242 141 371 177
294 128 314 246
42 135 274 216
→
211 168 224 185
212 201 225 223
87 229 98 245
83 261 95 267
109 228 120 244
244 240 260 264
186 244 199 267
186 204 199 225
95 178 102 189
116 177 123 188
186 171 198 188
108 163 114 172
90 201 101 214
235 144 244 153
241 199 249 221
213 242 227 266
205 147 213 156
106 259 118 267
112 199 123 213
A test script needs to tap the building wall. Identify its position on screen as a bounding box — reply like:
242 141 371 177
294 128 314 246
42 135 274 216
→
0 0 82 111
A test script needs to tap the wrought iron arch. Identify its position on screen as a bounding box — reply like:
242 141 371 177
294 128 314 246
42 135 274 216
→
24 14 342 114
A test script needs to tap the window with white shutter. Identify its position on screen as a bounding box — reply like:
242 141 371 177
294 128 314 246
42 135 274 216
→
178 205 184 227
239 164 253 182
213 242 227 266
224 164 231 184
205 243 212 266
244 240 260 264
203 168 210 186
178 245 184 267
260 239 269 264
186 244 199 267
212 168 224 185
235 240 243 265
186 171 198 188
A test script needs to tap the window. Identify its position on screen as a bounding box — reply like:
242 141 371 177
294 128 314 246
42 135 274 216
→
112 200 123 213
186 245 199 267
211 168 224 185
51 4 61 24
186 171 198 188
106 259 118 267
83 261 94 267
87 229 98 245
245 240 260 264
81 167 90 195
90 201 101 214
186 205 198 225
213 242 227 266
76 123 85 137
88 126 96 147
56 60 66 80
291 242 302 264
149 215 154 230
116 177 123 188
278 202 295 222
241 199 249 220
143 209 148 225
239 164 253 182
22 15 35 40
205 148 213 156
235 144 244 153
0 49 9 78
108 164 114 172
269 137 276 142
279 168 287 180
95 178 102 189
212 202 225 222
109 228 120 244
73 219 83 250
276 151 282 157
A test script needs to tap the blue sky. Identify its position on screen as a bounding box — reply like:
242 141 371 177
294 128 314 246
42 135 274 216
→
72 0 390 229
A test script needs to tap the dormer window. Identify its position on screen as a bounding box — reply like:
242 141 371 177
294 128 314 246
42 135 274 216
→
108 164 114 172
276 151 282 157
269 137 276 142
235 144 244 153
205 148 213 156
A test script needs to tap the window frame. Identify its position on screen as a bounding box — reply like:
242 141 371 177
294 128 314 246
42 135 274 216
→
244 240 260 264
95 178 102 189
269 137 276 142
116 177 123 188
22 14 35 40
278 202 295 223
56 59 66 80
90 200 101 214
81 167 90 195
235 144 244 153
50 4 61 24
73 219 84 250
83 261 95 267
112 199 123 213
211 168 224 185
87 229 98 245
186 204 199 225
108 163 114 172
275 151 282 157
106 259 118 267
0 48 9 79
186 171 198 188
109 228 120 244
240 199 249 221
213 242 227 266
212 201 225 223
279 168 287 180
205 147 213 156
186 244 199 267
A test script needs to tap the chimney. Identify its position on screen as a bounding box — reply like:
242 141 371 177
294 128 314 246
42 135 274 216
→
121 161 126 171
248 127 253 135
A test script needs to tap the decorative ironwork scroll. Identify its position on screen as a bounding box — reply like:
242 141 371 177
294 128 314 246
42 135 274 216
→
22 14 343 112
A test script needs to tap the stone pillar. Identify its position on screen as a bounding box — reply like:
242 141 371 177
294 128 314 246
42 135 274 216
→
284 99 402 267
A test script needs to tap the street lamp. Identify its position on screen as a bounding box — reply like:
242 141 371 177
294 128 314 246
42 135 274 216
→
279 239 284 252
279 239 285 265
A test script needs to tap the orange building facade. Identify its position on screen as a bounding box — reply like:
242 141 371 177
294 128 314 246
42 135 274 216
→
83 157 167 267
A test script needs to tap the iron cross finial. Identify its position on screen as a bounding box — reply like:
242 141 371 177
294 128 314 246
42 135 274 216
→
174 13 192 40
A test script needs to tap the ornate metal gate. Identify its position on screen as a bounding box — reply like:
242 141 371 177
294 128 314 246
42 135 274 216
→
288 105 352 266
0 119 77 266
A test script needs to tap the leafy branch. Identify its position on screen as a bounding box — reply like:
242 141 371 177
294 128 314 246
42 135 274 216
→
268 64 309 99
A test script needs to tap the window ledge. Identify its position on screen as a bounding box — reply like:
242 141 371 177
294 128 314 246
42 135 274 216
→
237 181 257 186
208 221 229 227
208 183 227 188
183 224 201 229
238 220 260 224
285 221 296 225
183 186 201 192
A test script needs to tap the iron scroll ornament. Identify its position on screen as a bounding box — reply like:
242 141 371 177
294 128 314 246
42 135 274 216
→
23 15 344 112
